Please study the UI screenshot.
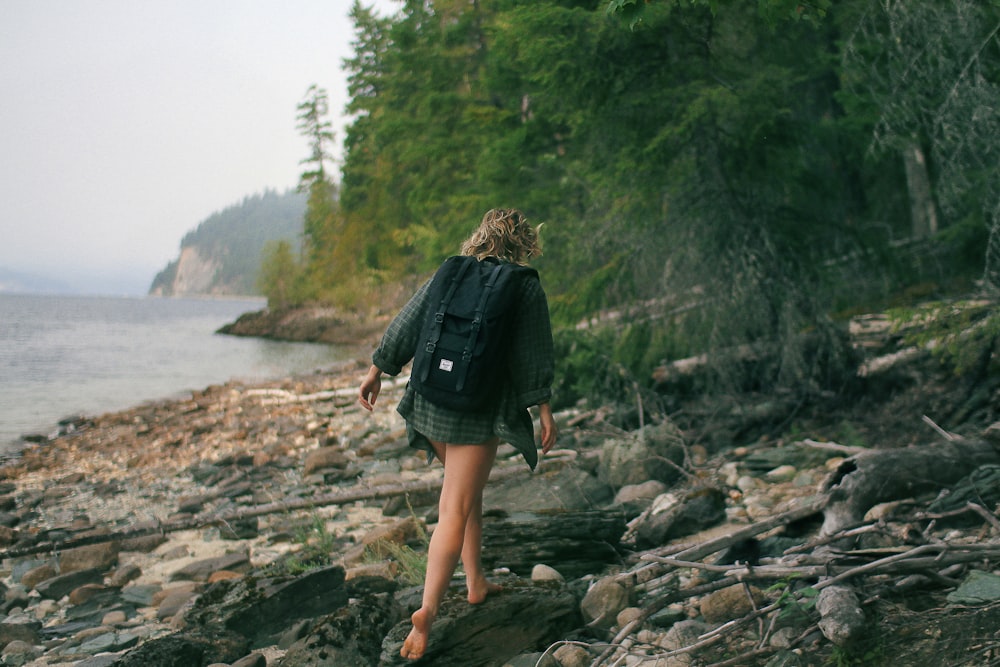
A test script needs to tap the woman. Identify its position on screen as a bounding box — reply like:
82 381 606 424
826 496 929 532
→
358 208 558 661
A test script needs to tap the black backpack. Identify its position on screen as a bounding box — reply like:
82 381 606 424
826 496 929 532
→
411 255 537 412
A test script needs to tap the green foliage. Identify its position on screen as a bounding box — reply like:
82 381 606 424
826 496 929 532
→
766 580 818 623
267 512 338 576
889 300 1000 377
318 0 1000 398
257 240 303 309
363 498 429 586
552 319 684 413
364 539 428 586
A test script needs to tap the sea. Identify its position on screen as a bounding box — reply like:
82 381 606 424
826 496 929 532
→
0 293 361 455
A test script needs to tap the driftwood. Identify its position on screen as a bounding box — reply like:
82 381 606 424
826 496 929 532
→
820 437 1000 537
587 432 1000 666
0 463 538 560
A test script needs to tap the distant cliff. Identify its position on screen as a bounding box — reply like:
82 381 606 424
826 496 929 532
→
149 190 306 297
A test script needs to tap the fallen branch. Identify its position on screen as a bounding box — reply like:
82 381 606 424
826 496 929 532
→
0 462 536 559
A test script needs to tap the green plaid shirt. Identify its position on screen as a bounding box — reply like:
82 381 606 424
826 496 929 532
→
372 263 554 469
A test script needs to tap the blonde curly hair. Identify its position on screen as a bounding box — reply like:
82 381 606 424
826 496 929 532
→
460 208 543 265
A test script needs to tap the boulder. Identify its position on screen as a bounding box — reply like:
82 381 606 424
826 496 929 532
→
599 422 686 488
630 487 727 549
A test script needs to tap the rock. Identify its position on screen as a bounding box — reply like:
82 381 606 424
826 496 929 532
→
35 567 105 600
816 585 866 647
553 643 592 667
232 653 268 667
303 446 349 475
157 588 199 621
699 584 766 624
169 550 250 582
59 541 120 574
277 592 400 666
658 619 712 652
108 562 143 587
946 569 1000 604
616 606 643 628
631 488 727 549
1 639 41 665
599 422 686 488
580 577 631 630
182 565 351 647
115 630 249 667
379 577 579 666
20 563 57 591
0 617 42 646
485 464 614 513
617 483 672 505
531 564 564 583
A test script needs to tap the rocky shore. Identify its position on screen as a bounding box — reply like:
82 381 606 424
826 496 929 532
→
1 322 1000 665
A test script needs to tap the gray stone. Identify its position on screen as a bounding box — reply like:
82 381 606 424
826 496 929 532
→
34 567 104 600
947 569 1000 604
599 422 686 488
169 550 250 582
122 583 161 606
580 577 630 630
0 618 42 646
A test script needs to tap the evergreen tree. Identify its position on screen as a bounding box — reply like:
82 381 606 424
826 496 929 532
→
296 84 341 297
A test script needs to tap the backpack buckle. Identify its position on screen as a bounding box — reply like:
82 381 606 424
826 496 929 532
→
425 342 436 353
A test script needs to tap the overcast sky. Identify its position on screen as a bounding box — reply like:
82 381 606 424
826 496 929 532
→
0 0 398 295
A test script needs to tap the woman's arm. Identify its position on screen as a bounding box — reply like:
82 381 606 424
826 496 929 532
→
358 365 383 411
538 402 558 454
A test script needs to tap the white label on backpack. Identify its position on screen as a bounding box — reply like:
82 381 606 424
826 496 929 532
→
439 359 454 372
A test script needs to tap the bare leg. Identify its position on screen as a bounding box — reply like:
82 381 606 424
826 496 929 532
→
458 447 503 604
400 439 498 661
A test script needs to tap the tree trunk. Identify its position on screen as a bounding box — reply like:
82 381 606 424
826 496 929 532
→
903 139 939 238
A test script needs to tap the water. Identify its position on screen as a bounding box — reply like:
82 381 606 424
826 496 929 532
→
0 293 361 453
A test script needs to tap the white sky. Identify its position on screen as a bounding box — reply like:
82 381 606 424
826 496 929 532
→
0 0 398 295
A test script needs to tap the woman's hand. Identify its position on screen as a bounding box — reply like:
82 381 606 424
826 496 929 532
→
539 402 558 454
358 365 383 411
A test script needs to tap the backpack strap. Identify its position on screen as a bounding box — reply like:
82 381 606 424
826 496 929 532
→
456 262 505 391
420 257 474 382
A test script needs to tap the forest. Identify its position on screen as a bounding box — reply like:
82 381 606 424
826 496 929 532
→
260 0 1000 413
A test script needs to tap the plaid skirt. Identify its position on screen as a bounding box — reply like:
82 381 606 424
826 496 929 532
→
399 390 496 449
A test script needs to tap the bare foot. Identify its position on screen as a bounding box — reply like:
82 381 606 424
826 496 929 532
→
467 577 502 605
401 608 432 660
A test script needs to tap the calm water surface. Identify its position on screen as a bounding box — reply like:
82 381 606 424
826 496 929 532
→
0 293 360 453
